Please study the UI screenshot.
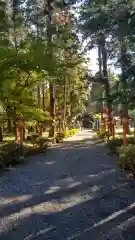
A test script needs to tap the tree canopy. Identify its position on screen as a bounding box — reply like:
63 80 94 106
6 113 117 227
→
0 0 88 138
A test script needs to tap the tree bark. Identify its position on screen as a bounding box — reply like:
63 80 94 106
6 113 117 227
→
68 91 73 129
46 1 56 142
37 86 41 107
0 126 3 142
42 83 45 109
100 35 112 135
63 76 67 131
119 37 130 133
7 117 12 133
49 84 56 138
98 40 104 130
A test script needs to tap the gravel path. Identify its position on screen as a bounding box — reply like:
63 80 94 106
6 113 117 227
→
0 130 135 239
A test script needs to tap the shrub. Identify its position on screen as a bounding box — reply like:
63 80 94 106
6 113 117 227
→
26 133 39 142
117 144 135 176
107 138 123 152
0 138 50 170
106 137 134 153
64 129 79 137
36 136 52 148
71 129 79 134
56 132 65 143
56 129 79 142
96 130 107 139
57 132 65 139
0 143 21 169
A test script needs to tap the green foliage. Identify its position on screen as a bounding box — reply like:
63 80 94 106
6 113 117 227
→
0 0 88 141
65 129 79 136
56 128 79 143
0 143 20 169
36 136 52 148
96 130 107 139
106 138 134 152
57 132 65 140
93 113 101 119
117 144 135 176
79 0 135 114
26 133 39 142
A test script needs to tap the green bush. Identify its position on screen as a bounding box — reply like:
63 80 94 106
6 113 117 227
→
95 130 108 139
0 137 50 170
56 129 79 143
106 137 134 152
117 144 135 176
26 133 39 141
57 132 66 139
36 136 52 148
107 138 123 152
65 129 79 136
71 129 79 134
0 144 21 169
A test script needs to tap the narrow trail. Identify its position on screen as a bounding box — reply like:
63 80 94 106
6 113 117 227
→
0 130 135 239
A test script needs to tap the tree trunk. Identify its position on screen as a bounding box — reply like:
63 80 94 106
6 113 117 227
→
120 38 130 133
100 35 112 135
46 1 56 142
98 40 102 78
0 126 3 142
63 76 67 131
7 117 12 133
37 86 41 107
98 41 104 130
49 84 56 138
68 91 73 129
42 83 45 109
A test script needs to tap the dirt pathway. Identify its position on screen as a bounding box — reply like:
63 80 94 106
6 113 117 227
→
0 130 135 239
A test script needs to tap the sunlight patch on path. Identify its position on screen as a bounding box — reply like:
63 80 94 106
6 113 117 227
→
0 194 32 207
64 130 93 142
0 183 102 235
